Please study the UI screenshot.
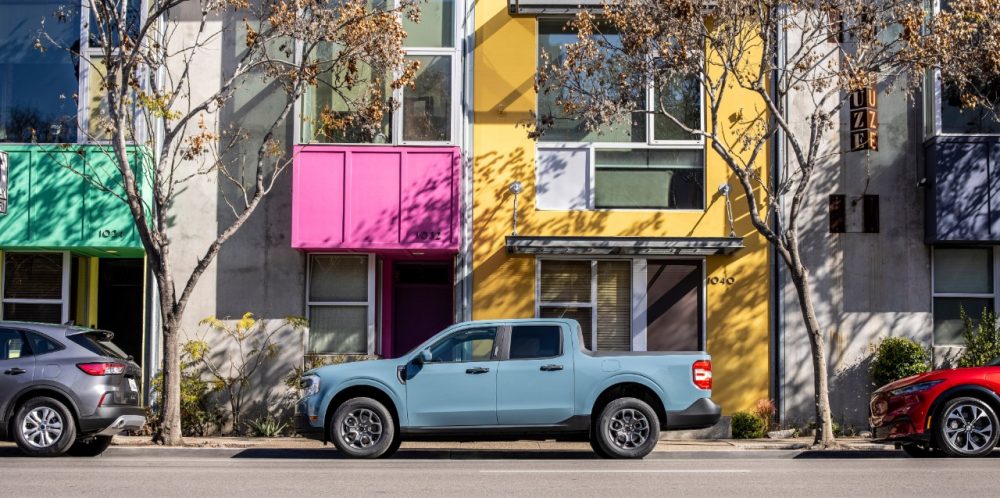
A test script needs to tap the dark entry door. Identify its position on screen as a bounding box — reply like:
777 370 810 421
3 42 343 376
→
97 258 144 367
392 261 453 357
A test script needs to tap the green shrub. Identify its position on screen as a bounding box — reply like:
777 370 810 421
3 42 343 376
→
869 337 930 388
959 308 1000 368
245 417 288 437
731 411 767 439
147 363 224 437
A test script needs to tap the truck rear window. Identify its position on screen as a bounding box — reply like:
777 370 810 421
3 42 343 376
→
70 332 130 360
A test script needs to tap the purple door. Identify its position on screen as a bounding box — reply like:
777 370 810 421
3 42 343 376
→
392 262 453 356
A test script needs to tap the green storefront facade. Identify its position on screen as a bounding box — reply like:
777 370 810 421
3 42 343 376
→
0 144 152 372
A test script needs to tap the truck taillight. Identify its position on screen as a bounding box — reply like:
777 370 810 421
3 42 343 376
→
692 360 712 390
77 362 126 376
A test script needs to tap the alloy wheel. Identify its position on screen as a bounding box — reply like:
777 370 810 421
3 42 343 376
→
20 407 64 449
607 408 650 450
339 408 383 449
943 402 994 454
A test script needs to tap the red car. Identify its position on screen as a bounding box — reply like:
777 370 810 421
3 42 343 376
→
870 358 1000 457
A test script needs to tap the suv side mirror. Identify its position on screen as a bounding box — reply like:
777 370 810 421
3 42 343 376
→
415 349 432 364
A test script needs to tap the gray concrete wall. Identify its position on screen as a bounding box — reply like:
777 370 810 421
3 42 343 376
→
158 5 307 433
780 72 933 429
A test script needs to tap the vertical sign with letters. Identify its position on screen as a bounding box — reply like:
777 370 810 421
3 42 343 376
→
849 87 878 152
0 151 8 215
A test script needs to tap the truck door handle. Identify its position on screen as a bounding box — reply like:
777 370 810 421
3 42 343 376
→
465 367 490 374
4 368 26 375
540 364 564 371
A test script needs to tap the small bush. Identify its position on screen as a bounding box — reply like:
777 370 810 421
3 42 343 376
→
731 411 767 439
752 399 776 430
959 308 1000 368
245 417 288 437
869 337 930 388
147 365 224 437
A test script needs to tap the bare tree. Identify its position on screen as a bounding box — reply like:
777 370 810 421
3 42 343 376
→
38 0 420 445
534 0 997 447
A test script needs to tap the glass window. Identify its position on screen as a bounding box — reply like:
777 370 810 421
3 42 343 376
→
0 1 82 143
0 329 29 360
307 254 372 354
402 55 451 142
509 325 562 359
594 149 704 209
26 331 62 356
646 260 703 351
427 327 496 362
301 52 392 143
932 247 995 346
2 252 66 324
537 19 644 143
68 330 128 359
538 259 632 351
299 0 459 145
403 0 454 48
653 77 702 141
940 84 1000 134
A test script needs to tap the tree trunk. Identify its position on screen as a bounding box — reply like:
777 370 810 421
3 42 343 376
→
786 263 836 447
158 316 184 446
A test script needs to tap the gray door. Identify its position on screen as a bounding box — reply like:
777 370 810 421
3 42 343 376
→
0 328 36 417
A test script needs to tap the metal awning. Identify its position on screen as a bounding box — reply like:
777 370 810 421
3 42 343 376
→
505 236 743 256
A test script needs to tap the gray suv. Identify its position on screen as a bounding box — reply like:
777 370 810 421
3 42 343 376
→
0 322 145 457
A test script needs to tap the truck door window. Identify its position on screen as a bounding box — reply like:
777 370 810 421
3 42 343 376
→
427 328 497 363
509 325 562 360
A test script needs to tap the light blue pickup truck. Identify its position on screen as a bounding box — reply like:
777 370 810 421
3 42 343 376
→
294 319 720 459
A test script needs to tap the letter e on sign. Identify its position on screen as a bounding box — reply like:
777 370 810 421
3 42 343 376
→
0 151 8 215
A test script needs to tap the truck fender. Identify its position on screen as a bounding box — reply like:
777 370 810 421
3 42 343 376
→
582 373 669 417
319 377 409 428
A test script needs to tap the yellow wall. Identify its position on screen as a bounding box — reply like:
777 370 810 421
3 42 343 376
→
471 1 771 413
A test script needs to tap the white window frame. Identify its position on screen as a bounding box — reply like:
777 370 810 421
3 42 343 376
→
77 0 147 145
924 0 1000 138
930 246 1000 347
0 251 72 324
305 253 378 355
534 18 707 212
535 256 707 352
295 0 464 147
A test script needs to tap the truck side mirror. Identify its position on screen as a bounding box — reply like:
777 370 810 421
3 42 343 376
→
416 349 432 364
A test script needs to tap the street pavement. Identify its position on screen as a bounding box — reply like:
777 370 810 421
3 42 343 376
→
1 447 998 497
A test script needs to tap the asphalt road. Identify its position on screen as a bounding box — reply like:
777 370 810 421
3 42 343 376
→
1 450 998 497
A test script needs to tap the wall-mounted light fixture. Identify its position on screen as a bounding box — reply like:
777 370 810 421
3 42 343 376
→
719 183 736 238
509 181 524 236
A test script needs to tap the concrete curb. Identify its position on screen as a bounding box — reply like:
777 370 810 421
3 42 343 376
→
90 446 906 460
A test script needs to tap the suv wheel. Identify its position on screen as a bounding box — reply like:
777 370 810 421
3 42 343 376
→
13 397 77 457
935 397 999 457
594 397 660 459
67 435 113 457
330 397 397 459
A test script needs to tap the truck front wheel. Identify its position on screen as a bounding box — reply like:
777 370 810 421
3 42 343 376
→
593 397 660 459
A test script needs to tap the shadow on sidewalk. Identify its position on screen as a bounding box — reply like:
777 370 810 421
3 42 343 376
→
229 448 600 460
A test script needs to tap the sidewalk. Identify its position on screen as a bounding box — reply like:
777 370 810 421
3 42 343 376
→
106 435 895 453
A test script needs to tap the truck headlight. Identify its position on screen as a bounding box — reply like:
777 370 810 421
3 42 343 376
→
301 374 320 398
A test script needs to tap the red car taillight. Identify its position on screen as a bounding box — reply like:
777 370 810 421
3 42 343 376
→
77 362 126 376
692 360 713 390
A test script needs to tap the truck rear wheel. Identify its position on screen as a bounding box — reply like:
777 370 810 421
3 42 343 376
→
594 397 660 459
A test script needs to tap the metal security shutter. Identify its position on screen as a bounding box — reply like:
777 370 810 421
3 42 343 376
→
596 261 631 351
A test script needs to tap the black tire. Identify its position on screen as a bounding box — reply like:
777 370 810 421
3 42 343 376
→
589 434 612 458
330 397 397 459
67 436 113 457
380 430 403 459
594 397 660 459
900 443 938 458
934 396 1000 458
13 397 77 457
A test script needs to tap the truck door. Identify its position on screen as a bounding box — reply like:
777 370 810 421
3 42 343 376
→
496 324 575 425
405 326 499 427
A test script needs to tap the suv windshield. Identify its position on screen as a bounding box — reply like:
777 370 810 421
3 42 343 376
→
70 331 130 360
